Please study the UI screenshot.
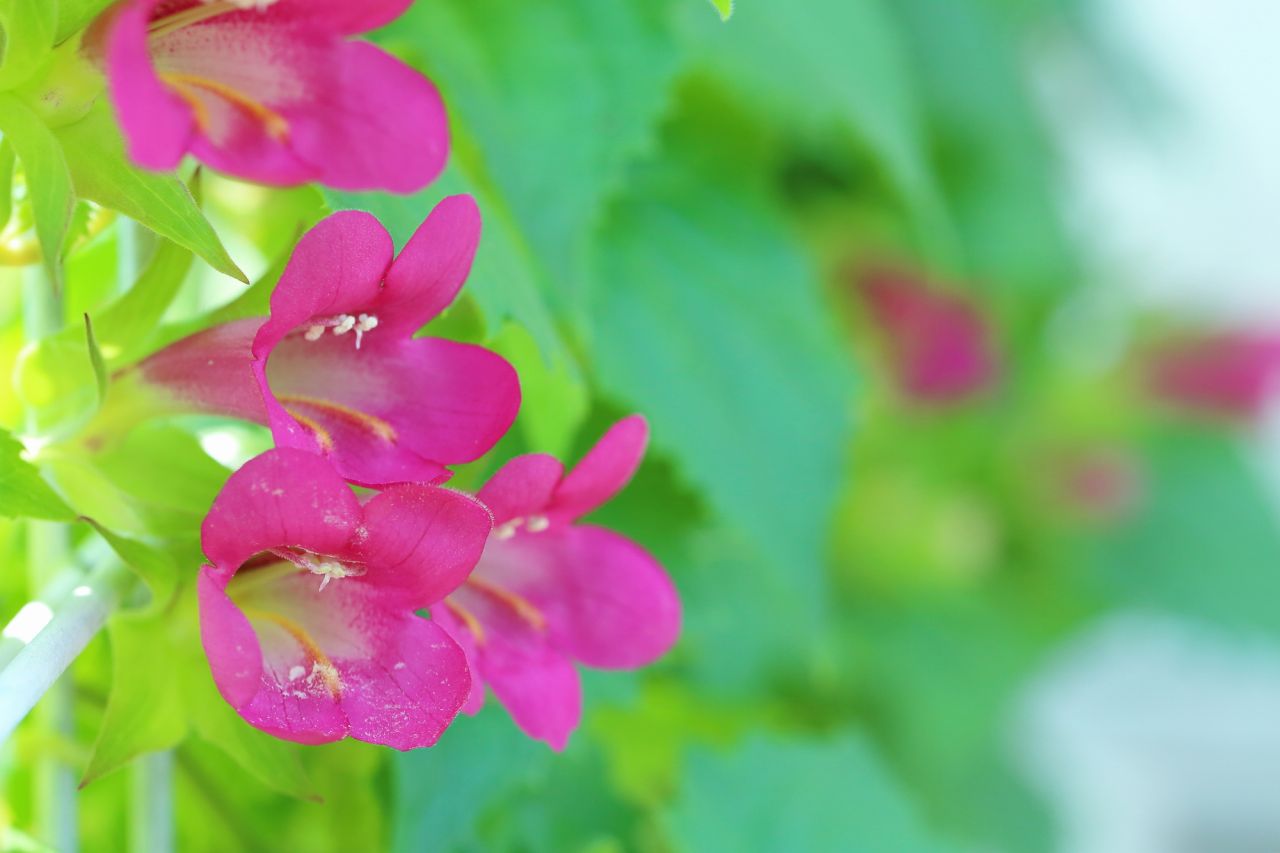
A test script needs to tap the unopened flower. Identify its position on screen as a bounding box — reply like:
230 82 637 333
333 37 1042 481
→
87 0 446 190
852 266 998 404
431 416 681 749
1145 332 1280 421
198 448 491 748
113 196 520 487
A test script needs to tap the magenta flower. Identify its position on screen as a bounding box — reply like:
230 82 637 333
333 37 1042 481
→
87 0 445 190
1145 332 1280 421
430 416 681 750
123 195 520 487
853 266 998 404
198 448 490 748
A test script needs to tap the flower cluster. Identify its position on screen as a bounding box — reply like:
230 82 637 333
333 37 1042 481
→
82 1 681 750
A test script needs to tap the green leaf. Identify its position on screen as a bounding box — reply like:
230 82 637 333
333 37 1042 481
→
81 518 179 611
392 704 549 852
1092 426 1280 634
0 426 75 520
708 0 734 21
0 138 14 232
82 610 189 786
94 235 194 367
0 91 74 288
56 103 246 282
691 0 955 262
82 312 106 406
338 0 684 356
588 150 856 623
55 0 112 42
667 733 956 852
490 322 587 458
0 0 57 89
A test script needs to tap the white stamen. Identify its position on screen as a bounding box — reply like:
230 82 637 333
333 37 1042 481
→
304 556 362 591
304 324 325 341
354 314 378 350
526 515 550 533
288 665 306 681
494 519 522 540
332 314 356 336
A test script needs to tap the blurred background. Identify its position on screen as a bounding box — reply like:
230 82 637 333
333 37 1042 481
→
3 0 1280 850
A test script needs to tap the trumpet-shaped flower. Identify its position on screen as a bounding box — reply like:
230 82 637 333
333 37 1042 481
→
431 416 681 750
119 195 520 487
198 448 491 748
88 0 446 190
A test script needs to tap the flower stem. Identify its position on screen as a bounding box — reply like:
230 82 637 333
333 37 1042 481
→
130 752 174 853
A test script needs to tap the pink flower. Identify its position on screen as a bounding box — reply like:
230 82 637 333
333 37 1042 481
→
124 196 520 487
198 448 490 749
430 416 681 750
853 266 998 404
1145 332 1280 421
88 0 446 190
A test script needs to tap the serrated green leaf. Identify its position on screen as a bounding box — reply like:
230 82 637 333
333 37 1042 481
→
668 734 957 852
82 312 107 406
490 322 587 458
82 609 189 787
0 0 57 89
0 426 75 520
692 0 955 263
589 149 856 625
0 91 74 288
57 103 246 282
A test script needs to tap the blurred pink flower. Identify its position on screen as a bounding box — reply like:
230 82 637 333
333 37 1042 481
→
431 416 682 750
88 0 446 190
129 196 520 487
1146 333 1280 421
198 448 491 749
853 267 998 404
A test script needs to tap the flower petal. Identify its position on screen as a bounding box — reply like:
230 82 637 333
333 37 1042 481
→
264 334 520 484
287 40 448 193
355 485 492 607
338 616 470 751
269 0 414 35
202 565 469 748
200 448 360 574
440 582 581 749
98 0 196 170
429 605 486 715
549 416 648 521
377 195 481 337
476 454 564 525
252 211 393 357
477 526 680 670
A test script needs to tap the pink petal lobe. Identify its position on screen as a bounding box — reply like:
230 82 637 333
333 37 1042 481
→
339 616 471 751
268 0 414 35
477 527 680 670
288 40 449 193
484 641 581 751
264 334 520 483
252 211 394 358
476 455 565 524
100 0 195 170
356 485 492 607
378 195 482 336
200 448 360 573
197 567 266 711
429 605 486 715
549 416 649 521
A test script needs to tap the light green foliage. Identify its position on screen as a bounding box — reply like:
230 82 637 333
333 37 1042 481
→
56 104 246 283
0 426 74 520
82 312 106 405
668 734 955 852
0 92 74 287
708 0 734 21
0 0 57 89
54 0 112 42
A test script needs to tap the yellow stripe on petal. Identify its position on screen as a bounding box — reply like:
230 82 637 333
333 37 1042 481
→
278 395 398 444
161 72 291 142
